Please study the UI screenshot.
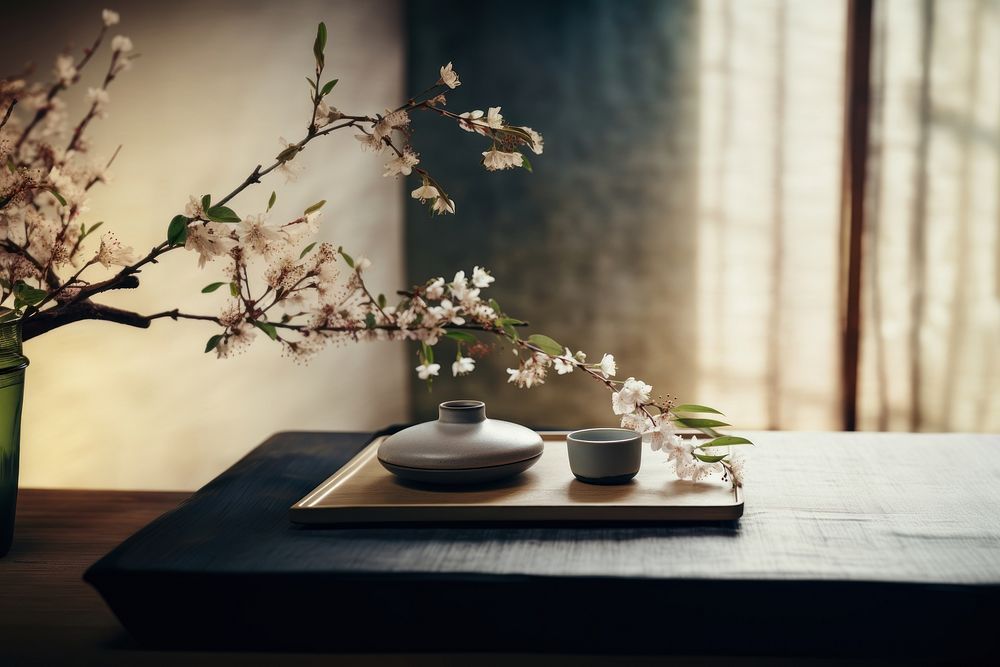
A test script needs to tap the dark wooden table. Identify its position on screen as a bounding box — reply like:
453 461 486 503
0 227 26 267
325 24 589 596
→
3 430 999 664
0 489 758 666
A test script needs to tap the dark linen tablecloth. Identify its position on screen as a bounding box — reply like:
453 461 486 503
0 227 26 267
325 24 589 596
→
84 431 1000 659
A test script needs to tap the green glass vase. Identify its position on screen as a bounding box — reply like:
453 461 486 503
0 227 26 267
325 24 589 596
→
0 319 28 557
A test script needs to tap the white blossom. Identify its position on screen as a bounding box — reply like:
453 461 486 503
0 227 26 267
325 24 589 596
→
458 110 487 135
411 183 439 202
375 109 410 137
452 356 475 376
316 101 343 125
185 223 236 268
471 266 494 289
448 271 470 301
102 9 120 26
620 412 646 432
429 299 464 326
438 62 460 89
110 35 133 53
727 456 746 487
425 277 445 299
184 195 205 219
521 126 544 155
599 353 617 378
354 131 384 152
383 149 419 178
282 210 321 243
482 149 523 171
647 414 675 451
666 435 697 480
86 88 110 118
216 322 257 359
611 377 652 415
415 362 440 380
506 356 548 388
239 214 286 257
95 232 135 267
264 254 306 289
485 106 504 129
470 302 496 321
553 347 576 375
396 307 418 329
692 461 722 482
432 196 456 215
55 55 77 85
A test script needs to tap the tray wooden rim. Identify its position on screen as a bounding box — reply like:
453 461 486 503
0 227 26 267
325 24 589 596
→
290 431 744 524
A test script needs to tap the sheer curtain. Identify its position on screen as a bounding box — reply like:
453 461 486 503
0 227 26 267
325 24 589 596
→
860 0 1000 432
696 0 846 430
697 0 1000 432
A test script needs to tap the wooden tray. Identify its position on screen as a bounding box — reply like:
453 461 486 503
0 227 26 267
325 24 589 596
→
289 432 743 524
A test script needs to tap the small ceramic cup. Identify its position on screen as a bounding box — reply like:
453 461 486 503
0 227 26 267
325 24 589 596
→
566 428 642 485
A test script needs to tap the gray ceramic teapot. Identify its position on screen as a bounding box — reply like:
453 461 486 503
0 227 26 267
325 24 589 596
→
377 400 543 484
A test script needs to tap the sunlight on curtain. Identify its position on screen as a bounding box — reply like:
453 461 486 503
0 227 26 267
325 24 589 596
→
696 0 846 430
860 0 1000 432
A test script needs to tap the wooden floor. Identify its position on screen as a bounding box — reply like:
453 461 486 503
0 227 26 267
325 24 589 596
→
0 488 916 666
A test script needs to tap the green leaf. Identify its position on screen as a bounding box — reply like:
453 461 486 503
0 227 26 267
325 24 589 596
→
81 221 104 239
700 436 754 448
201 194 211 211
339 248 355 268
304 199 326 215
204 334 223 353
498 316 525 326
519 153 533 173
527 334 563 356
313 22 327 68
305 76 316 90
167 215 190 245
693 451 729 463
252 320 278 340
377 293 387 308
364 312 376 329
201 282 225 293
489 298 501 315
205 205 240 223
267 191 277 211
320 79 338 97
13 281 47 306
421 341 434 365
47 188 66 206
673 403 724 415
298 242 317 259
445 331 477 344
675 417 731 429
501 322 518 340
229 282 239 297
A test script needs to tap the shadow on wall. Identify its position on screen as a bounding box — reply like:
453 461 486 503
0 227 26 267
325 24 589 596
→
405 0 701 429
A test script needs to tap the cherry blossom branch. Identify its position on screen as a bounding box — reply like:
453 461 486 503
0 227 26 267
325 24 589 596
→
0 99 15 132
22 297 145 339
14 21 108 153
65 48 124 155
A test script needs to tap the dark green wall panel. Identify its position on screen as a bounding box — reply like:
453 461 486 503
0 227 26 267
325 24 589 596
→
406 0 700 427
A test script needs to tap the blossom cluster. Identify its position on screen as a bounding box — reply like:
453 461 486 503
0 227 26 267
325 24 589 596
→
0 12 746 491
0 8 138 313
